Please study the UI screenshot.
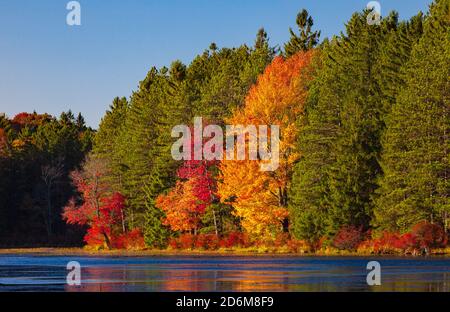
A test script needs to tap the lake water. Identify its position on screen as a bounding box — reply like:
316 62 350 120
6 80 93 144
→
0 255 449 292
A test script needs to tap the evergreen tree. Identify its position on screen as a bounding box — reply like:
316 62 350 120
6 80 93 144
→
325 12 396 233
374 0 450 233
284 9 320 57
289 43 340 242
93 97 129 191
289 10 415 241
119 68 176 229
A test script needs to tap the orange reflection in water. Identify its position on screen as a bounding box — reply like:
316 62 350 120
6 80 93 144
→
63 261 450 292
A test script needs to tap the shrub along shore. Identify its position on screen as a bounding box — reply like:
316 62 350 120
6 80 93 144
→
1 221 449 257
1 247 449 257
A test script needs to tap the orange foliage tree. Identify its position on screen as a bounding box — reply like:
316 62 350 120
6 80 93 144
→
157 179 200 233
156 124 217 235
218 50 316 238
156 161 217 234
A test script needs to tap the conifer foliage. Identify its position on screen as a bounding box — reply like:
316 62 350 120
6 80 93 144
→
374 0 450 232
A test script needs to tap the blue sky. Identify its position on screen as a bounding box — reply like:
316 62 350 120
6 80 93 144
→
0 0 431 128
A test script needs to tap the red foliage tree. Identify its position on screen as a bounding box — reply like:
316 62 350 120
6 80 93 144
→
12 113 34 125
63 157 127 249
12 112 51 128
64 189 125 248
83 192 125 247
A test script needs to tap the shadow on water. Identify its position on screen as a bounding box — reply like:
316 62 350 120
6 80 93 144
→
0 255 449 292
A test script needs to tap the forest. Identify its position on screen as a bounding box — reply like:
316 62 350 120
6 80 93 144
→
0 0 449 255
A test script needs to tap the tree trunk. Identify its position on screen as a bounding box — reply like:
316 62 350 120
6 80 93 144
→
212 208 218 236
103 232 111 249
279 187 289 232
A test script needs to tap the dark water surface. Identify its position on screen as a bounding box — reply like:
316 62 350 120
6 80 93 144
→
0 255 449 292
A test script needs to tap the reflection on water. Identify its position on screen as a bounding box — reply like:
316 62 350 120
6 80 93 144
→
0 255 449 292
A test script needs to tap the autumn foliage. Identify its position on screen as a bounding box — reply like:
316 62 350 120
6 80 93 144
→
218 50 316 238
366 232 418 254
332 226 365 251
63 169 125 249
339 221 449 254
156 125 217 234
63 157 144 249
168 232 250 250
112 229 146 250
156 177 209 233
411 221 447 250
12 112 52 128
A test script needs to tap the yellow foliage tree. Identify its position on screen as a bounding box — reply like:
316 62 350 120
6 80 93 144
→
218 50 316 238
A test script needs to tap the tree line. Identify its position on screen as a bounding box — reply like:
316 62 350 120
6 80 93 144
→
1 0 448 251
0 111 93 246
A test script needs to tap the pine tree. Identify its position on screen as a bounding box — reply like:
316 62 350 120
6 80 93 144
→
374 0 450 233
119 67 181 230
376 12 424 115
93 97 129 191
143 175 170 248
289 43 339 242
289 10 409 241
284 9 320 57
325 12 395 233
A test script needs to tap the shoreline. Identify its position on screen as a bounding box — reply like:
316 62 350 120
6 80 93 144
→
0 247 449 258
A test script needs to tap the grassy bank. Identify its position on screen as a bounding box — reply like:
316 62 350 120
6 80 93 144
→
1 247 449 257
